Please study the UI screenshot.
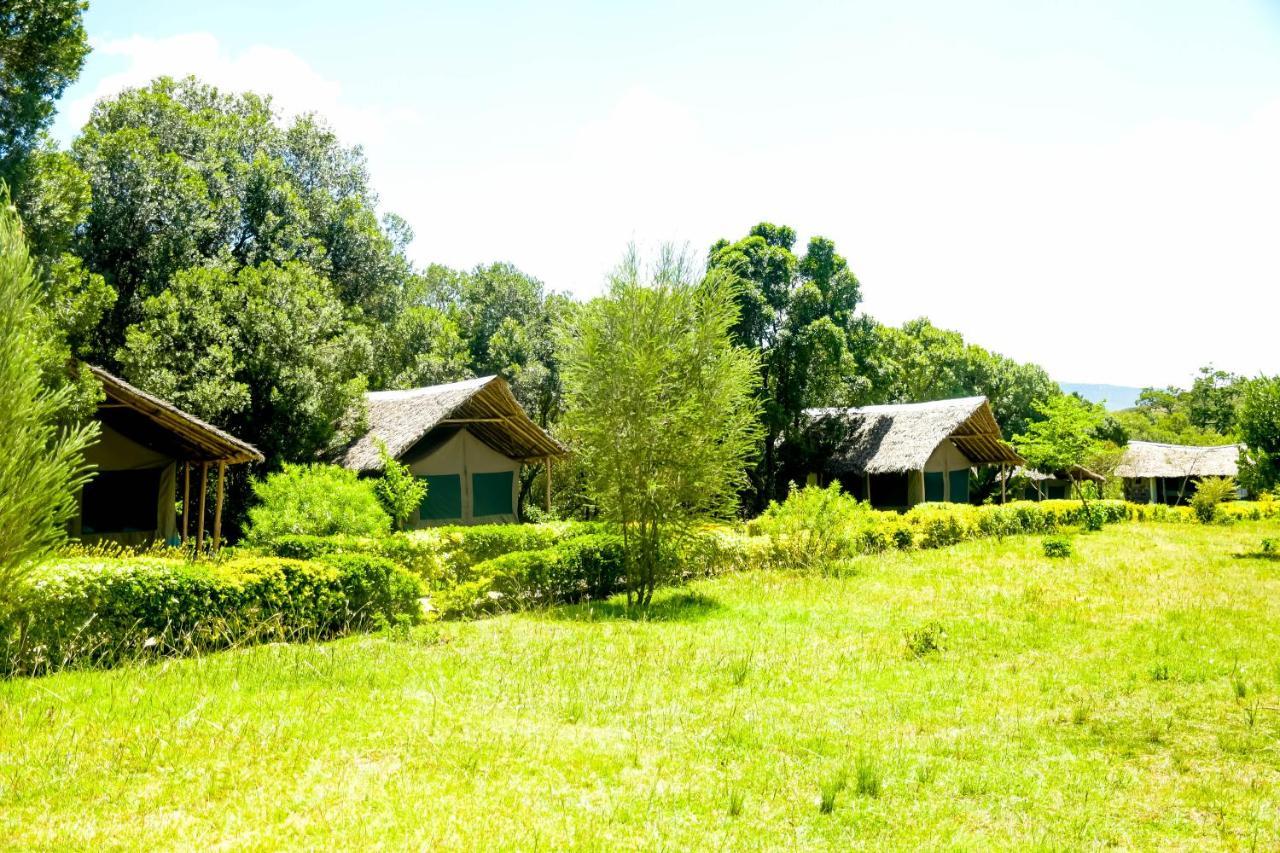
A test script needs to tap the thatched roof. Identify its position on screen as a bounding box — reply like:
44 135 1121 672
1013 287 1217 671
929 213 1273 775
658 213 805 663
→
339 375 566 472
804 396 1024 474
90 366 264 464
1113 441 1242 479
1002 464 1105 485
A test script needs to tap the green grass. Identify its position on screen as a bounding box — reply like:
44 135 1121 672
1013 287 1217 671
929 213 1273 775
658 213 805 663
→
4 521 1280 849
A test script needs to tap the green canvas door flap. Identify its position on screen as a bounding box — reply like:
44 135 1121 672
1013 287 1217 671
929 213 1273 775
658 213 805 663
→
924 471 944 503
419 474 462 520
948 469 969 504
472 471 514 518
1047 484 1068 500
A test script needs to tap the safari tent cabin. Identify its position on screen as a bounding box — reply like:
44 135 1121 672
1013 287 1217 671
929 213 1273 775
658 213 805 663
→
998 465 1105 501
75 367 263 548
1114 441 1243 505
796 396 1024 510
338 376 566 526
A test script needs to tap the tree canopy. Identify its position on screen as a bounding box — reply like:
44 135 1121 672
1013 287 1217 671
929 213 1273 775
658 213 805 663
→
0 0 89 188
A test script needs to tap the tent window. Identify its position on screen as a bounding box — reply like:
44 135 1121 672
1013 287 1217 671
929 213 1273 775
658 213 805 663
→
948 469 969 504
472 471 514 517
419 474 462 520
1046 483 1068 500
924 472 944 502
81 469 161 533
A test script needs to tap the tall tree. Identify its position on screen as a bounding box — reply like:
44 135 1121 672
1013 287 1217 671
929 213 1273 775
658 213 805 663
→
561 247 760 606
1237 376 1280 494
707 223 874 508
0 194 97 607
71 77 413 363
0 0 90 189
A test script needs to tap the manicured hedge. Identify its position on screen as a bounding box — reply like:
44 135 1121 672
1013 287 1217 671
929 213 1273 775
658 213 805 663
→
1 554 422 675
439 532 626 617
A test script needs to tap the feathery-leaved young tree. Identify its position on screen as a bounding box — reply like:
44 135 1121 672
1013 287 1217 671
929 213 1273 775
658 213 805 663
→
561 247 761 606
0 195 97 606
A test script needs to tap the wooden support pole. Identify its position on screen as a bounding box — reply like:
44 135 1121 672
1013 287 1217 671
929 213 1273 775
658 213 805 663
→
212 462 226 553
1001 464 1007 505
545 457 552 512
182 462 191 543
196 462 209 554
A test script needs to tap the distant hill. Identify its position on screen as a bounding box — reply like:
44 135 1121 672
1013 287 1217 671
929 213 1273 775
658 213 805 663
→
1061 383 1143 411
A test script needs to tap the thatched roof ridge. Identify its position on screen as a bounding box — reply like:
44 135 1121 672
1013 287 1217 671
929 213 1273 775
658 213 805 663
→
339 375 566 472
90 366 263 464
1114 441 1242 479
804 396 1024 474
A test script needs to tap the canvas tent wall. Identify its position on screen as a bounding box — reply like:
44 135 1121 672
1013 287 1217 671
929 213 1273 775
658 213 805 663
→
76 367 263 548
796 396 1024 509
338 376 566 527
1114 441 1243 505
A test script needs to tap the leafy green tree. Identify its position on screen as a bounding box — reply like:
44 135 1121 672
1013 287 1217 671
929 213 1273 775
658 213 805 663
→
1014 395 1105 509
373 441 426 531
72 77 413 361
118 261 370 534
561 247 761 606
875 318 1059 439
1237 376 1280 494
0 0 90 188
707 223 873 509
1186 366 1243 435
0 194 97 606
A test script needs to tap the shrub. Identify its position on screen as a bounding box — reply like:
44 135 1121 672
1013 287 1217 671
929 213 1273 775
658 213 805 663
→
372 441 426 530
904 622 946 658
1043 535 1073 558
0 554 422 674
245 464 391 543
1262 538 1277 556
437 533 626 617
1190 477 1237 524
751 483 877 569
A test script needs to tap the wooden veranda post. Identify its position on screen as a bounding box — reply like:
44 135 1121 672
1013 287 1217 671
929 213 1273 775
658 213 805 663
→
182 462 191 543
545 456 552 512
212 462 226 552
1001 464 1007 504
196 462 209 553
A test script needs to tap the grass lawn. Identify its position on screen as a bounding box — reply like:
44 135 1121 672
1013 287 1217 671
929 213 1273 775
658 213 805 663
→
4 521 1280 849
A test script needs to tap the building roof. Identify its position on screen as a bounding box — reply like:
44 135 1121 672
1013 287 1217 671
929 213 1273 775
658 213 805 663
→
1001 464 1106 485
1113 440 1242 479
90 366 264 464
803 396 1024 474
339 375 567 472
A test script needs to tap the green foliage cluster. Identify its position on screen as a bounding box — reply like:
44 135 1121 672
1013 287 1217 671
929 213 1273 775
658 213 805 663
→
1042 535 1073 558
0 0 89 186
1116 367 1244 446
0 552 421 674
561 247 761 605
372 442 426 530
1237 376 1280 494
441 533 626 617
0 191 97 606
1190 476 1237 524
750 484 1137 566
245 464 391 543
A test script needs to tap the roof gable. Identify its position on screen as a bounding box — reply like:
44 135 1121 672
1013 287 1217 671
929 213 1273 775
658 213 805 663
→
339 376 566 472
90 366 263 464
803 396 1023 474
1114 441 1241 479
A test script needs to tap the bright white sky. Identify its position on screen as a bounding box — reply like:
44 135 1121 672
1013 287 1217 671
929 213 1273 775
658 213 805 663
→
51 0 1280 388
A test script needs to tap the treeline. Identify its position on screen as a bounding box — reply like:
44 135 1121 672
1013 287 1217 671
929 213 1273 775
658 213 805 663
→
7 4 1276 535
